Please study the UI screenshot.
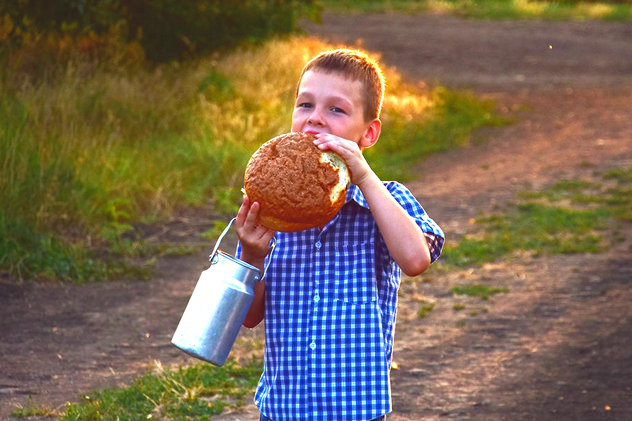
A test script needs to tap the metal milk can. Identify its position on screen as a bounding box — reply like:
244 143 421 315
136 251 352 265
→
171 217 275 366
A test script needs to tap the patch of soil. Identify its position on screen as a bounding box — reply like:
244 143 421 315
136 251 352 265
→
2 12 632 420
303 12 632 92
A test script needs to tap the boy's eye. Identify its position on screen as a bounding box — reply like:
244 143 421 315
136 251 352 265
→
297 102 312 109
331 107 346 114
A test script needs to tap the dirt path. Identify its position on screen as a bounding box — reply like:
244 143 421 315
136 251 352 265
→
2 12 632 420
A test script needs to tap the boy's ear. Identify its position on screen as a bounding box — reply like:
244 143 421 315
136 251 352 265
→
358 118 382 149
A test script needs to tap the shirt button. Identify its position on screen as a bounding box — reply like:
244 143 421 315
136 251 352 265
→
314 294 320 303
315 241 322 249
309 342 316 350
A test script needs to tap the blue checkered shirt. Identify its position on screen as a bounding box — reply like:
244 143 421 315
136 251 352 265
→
245 182 443 421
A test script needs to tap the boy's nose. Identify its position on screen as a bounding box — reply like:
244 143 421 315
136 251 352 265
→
307 108 325 126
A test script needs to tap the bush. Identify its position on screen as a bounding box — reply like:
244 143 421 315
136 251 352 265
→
0 0 321 62
119 0 321 61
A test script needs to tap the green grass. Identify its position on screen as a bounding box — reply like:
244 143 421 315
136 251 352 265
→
603 167 632 183
367 87 510 181
439 167 632 268
418 302 436 318
450 284 509 300
1 36 504 282
12 359 263 420
321 0 632 21
11 396 56 418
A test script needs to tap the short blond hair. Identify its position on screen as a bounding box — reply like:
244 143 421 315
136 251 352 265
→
298 48 385 121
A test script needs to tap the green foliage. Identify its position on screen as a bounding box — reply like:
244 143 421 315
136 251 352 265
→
418 302 436 318
601 167 632 221
441 168 631 268
603 167 632 183
367 87 509 181
201 220 231 242
0 0 119 34
0 36 505 282
0 214 109 282
1 0 321 62
198 69 236 101
125 0 321 62
10 396 56 417
443 204 609 267
36 359 264 420
450 284 509 300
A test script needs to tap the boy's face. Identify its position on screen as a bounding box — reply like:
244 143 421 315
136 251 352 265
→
292 70 373 146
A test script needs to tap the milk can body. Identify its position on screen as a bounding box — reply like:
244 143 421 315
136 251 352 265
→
171 251 260 365
171 218 274 366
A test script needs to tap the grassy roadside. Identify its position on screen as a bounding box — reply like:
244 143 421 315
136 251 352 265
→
0 36 504 283
439 166 632 269
12 359 263 420
321 0 632 21
412 165 631 323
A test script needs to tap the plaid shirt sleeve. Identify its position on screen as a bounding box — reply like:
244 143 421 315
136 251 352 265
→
383 181 445 263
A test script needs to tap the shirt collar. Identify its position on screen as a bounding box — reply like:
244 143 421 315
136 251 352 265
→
345 183 369 209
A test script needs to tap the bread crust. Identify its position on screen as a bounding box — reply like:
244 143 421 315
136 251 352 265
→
244 132 349 232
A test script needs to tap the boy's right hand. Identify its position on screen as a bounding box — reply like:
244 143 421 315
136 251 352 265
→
235 196 275 268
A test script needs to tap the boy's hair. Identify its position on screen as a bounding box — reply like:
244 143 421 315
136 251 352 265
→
299 48 385 122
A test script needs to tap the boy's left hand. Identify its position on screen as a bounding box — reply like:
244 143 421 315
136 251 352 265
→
313 133 373 186
235 196 275 267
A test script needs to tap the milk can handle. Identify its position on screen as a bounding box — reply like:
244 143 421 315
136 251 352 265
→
209 217 276 280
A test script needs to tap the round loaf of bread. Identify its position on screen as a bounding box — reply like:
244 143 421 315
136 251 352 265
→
244 132 350 232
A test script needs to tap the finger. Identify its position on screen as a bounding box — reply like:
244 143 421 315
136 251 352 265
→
236 195 251 226
252 228 275 249
316 134 358 155
262 229 275 244
255 225 275 241
245 201 261 228
314 133 336 150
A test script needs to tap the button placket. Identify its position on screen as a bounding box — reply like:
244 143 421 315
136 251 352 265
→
310 235 324 353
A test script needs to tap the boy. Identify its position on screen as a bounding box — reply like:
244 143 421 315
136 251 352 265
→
235 49 444 421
